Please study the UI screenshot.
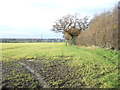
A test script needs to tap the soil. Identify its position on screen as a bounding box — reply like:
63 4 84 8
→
21 57 83 88
2 60 43 89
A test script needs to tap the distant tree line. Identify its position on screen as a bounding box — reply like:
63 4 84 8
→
1 39 65 43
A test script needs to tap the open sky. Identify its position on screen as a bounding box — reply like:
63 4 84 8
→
0 0 118 39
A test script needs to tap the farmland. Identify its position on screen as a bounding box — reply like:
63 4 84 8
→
1 43 119 88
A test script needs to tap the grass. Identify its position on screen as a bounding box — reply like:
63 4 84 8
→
1 43 119 88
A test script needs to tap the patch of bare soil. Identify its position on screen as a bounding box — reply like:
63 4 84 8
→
2 60 43 89
22 57 84 88
17 61 49 88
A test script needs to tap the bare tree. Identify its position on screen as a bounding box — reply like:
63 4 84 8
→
52 14 90 45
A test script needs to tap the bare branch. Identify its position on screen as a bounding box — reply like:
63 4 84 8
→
51 14 90 34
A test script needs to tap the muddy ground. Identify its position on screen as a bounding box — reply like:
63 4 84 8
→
20 57 89 88
2 57 84 88
2 60 43 89
2 56 119 89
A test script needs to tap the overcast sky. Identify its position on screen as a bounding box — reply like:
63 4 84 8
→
0 0 118 39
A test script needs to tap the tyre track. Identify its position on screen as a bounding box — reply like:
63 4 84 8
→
17 61 50 88
2 56 50 88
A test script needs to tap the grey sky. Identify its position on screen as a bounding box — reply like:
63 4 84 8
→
0 0 118 39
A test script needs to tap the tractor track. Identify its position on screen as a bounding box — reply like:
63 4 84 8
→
2 56 50 88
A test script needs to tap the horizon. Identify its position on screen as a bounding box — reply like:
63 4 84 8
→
1 38 65 39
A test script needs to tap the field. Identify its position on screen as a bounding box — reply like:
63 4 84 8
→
1 43 119 88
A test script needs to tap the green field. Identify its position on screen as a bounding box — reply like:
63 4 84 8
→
1 43 119 88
